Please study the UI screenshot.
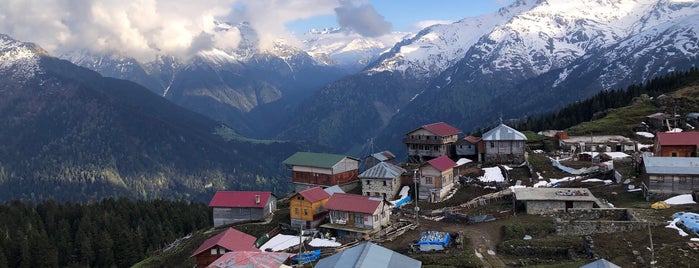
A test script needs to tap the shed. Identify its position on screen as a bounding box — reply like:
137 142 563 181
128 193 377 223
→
643 156 699 195
315 242 421 268
283 152 360 192
209 191 277 227
580 258 620 268
514 188 599 214
359 162 406 200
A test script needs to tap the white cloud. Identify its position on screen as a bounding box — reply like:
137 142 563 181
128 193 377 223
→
0 0 342 61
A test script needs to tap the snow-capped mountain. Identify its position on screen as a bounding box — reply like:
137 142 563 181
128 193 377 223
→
0 34 47 80
300 27 407 71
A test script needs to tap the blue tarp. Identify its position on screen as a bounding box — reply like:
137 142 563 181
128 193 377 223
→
674 212 699 234
292 249 321 263
393 195 411 207
417 231 450 251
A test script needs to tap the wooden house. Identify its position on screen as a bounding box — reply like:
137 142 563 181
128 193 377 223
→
359 162 406 200
190 228 259 268
456 135 482 161
417 155 456 202
283 152 360 192
290 186 331 230
363 151 396 170
320 193 391 239
482 124 527 164
654 132 699 157
404 122 461 163
209 191 277 227
643 156 699 197
514 188 599 214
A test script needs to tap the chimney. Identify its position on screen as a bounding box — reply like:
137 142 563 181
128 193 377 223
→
255 195 260 204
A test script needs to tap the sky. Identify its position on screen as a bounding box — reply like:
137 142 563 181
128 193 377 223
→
0 0 512 61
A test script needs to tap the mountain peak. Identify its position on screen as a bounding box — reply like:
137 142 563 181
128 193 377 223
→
0 34 47 79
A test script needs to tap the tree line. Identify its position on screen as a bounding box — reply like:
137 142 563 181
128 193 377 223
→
515 67 699 132
0 198 211 268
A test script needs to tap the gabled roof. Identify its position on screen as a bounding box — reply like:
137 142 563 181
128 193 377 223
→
643 156 699 175
296 186 330 203
207 251 294 268
656 132 699 146
463 135 481 144
359 162 406 179
369 151 396 162
580 258 621 268
482 124 527 141
646 112 667 120
324 193 384 214
283 152 358 169
315 242 421 268
209 191 274 208
408 122 461 136
191 228 259 257
424 155 456 172
323 185 345 196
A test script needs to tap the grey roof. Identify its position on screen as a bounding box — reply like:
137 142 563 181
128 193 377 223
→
323 185 345 196
514 188 598 202
359 162 406 179
315 242 421 268
580 259 621 268
482 124 527 141
643 156 699 175
370 151 396 162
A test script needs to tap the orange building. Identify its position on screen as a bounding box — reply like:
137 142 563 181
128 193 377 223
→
654 132 699 157
289 186 331 230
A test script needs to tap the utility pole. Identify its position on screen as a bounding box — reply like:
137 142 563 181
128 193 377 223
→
413 169 420 226
648 223 656 268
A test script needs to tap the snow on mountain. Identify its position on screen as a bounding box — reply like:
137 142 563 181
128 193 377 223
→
0 34 46 80
366 0 538 78
300 27 406 70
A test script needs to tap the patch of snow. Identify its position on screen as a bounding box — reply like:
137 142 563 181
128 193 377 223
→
665 194 697 205
309 238 341 248
666 218 689 237
259 234 309 252
478 167 506 182
533 149 545 154
636 132 655 138
581 179 604 183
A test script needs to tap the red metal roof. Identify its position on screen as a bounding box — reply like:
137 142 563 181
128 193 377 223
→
656 132 699 146
191 228 259 257
420 122 461 136
207 251 294 268
324 193 383 214
464 135 481 144
209 191 273 208
426 155 457 172
297 186 330 203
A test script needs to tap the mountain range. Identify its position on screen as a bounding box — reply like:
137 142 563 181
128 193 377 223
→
0 34 307 202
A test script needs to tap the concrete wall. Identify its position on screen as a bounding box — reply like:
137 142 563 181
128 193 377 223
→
524 200 594 215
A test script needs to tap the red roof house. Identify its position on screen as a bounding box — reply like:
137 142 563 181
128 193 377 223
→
418 155 457 202
404 122 462 162
191 228 259 268
207 251 294 268
290 187 331 229
654 132 699 157
209 191 277 227
320 193 391 239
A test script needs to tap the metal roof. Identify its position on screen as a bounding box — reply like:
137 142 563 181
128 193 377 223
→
296 186 330 203
191 228 258 257
424 155 456 172
207 251 294 268
324 193 383 214
315 242 421 268
643 156 699 175
407 122 461 136
209 191 274 208
282 152 358 169
580 258 621 268
482 124 527 141
359 162 406 179
370 151 396 162
514 188 598 202
656 132 699 146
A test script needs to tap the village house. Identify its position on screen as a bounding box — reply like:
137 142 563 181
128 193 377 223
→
209 191 277 227
320 193 391 239
363 150 396 170
207 251 294 268
642 156 699 197
289 186 331 230
654 132 699 157
359 162 406 200
456 135 482 161
558 133 636 154
190 228 259 268
482 124 527 164
404 122 461 163
514 188 600 214
417 155 456 202
283 152 360 192
315 242 421 268
645 112 683 131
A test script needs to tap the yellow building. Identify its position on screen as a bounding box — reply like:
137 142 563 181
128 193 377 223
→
290 186 331 230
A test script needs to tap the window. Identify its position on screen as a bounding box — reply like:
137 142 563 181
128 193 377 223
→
374 215 379 221
366 180 371 185
211 248 218 255
656 176 665 183
304 209 308 215
680 176 688 184
383 180 387 186
425 177 433 184
294 208 299 215
672 152 678 157
219 248 226 254
490 142 494 148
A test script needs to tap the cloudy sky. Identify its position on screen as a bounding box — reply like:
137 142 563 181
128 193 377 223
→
0 0 511 61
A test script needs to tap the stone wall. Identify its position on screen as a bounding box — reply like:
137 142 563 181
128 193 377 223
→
554 208 661 236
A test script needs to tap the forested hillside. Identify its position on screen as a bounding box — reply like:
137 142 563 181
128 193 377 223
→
0 198 211 268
